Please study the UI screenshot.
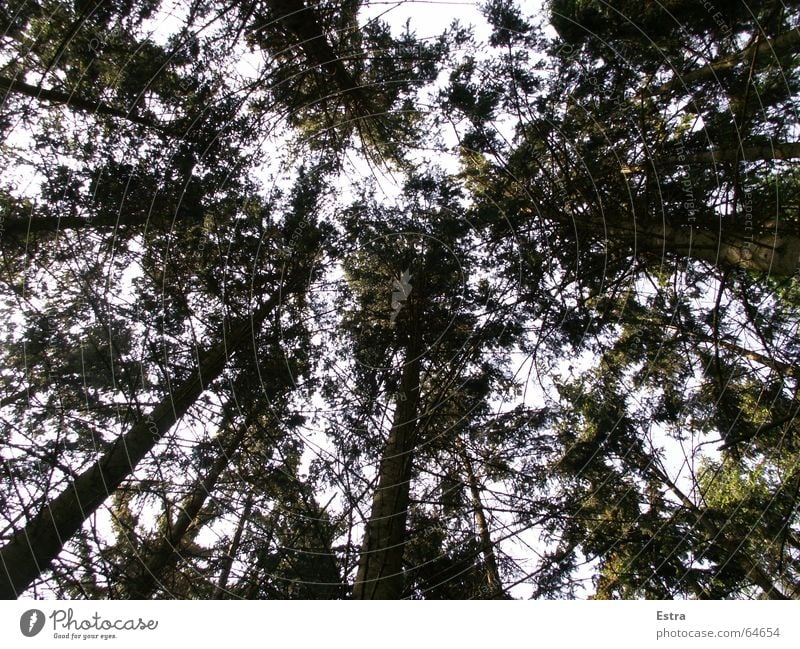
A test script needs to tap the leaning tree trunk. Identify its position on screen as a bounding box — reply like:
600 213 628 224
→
0 295 278 599
264 0 363 98
623 142 800 170
632 222 800 277
214 493 254 599
352 339 422 599
0 75 164 130
573 214 800 278
648 29 800 96
262 0 384 153
651 465 790 599
118 422 248 599
1 212 162 238
457 439 503 598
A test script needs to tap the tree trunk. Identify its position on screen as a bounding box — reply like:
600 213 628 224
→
264 0 362 98
214 493 254 599
1 212 155 237
0 75 163 130
677 326 797 378
633 222 800 277
634 142 800 169
0 386 36 409
457 439 503 598
119 424 248 599
352 343 422 599
622 311 799 378
653 466 790 599
0 295 278 599
579 216 800 277
649 29 800 95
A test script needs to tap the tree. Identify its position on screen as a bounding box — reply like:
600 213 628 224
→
1 152 329 597
324 172 521 598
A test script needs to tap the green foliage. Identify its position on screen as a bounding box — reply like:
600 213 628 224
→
1 0 799 602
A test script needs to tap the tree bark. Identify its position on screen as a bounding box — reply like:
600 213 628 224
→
119 424 248 599
621 310 799 378
637 142 800 169
633 222 800 277
214 493 254 599
653 466 790 599
679 327 797 378
649 29 800 95
0 295 278 599
580 216 800 277
352 342 422 599
264 0 362 98
0 75 164 130
457 439 503 598
675 142 800 164
1 212 154 238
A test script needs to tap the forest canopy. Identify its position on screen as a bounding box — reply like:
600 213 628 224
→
1 0 799 600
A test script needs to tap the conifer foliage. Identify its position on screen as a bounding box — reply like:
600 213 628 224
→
1 0 799 599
